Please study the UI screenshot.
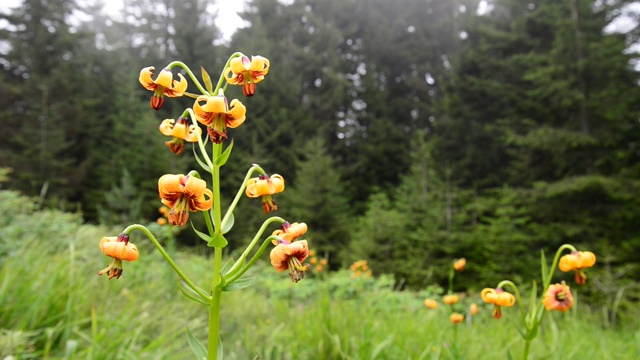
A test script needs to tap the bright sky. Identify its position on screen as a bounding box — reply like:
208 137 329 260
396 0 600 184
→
0 0 246 42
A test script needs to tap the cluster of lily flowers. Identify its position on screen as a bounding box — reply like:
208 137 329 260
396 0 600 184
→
308 250 329 273
349 260 372 278
423 258 479 324
96 54 312 283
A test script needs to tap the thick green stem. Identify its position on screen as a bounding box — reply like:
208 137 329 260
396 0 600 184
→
207 142 224 359
523 339 531 360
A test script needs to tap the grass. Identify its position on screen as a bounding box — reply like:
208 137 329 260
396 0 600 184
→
0 190 638 359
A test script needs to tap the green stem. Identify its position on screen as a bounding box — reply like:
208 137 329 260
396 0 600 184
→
448 262 455 294
167 61 209 95
186 108 213 169
208 141 224 360
226 235 280 284
497 280 526 321
544 244 577 289
122 224 209 300
213 52 243 94
221 164 267 231
523 338 531 360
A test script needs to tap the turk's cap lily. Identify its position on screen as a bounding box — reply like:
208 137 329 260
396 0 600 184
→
450 313 465 324
97 235 139 280
272 221 307 242
158 174 213 226
139 67 188 110
559 251 596 285
424 299 438 309
159 117 202 155
453 258 466 271
270 239 310 283
443 294 460 305
225 55 270 97
470 303 479 316
246 174 285 198
543 282 575 312
481 288 516 307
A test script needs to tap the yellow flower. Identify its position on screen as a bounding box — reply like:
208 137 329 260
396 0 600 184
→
272 221 307 242
159 117 202 154
158 174 213 226
543 282 574 312
424 299 438 309
225 55 270 97
193 92 246 143
453 258 466 271
470 303 479 316
139 67 188 110
97 235 139 280
450 313 465 324
157 217 167 225
443 294 459 305
270 239 310 283
246 174 285 214
481 288 516 319
559 251 596 285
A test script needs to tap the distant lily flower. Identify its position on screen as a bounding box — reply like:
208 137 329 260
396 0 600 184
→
159 117 202 154
424 299 438 309
245 174 285 214
139 67 188 110
270 239 310 283
193 91 246 143
470 303 479 316
481 288 516 319
443 294 460 305
98 234 138 280
224 55 270 97
543 282 574 312
450 313 465 324
559 251 596 285
158 174 213 226
453 258 466 271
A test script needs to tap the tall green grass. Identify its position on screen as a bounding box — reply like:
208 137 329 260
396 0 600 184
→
1 190 638 359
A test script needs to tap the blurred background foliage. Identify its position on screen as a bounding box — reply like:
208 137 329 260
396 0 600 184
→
1 0 639 319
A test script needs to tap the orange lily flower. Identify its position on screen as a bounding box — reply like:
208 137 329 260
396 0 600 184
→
481 288 516 319
272 221 307 242
453 258 466 271
224 55 270 97
543 282 574 312
270 239 310 283
158 174 213 226
245 174 285 214
443 294 460 305
424 299 438 309
193 91 246 143
97 234 139 280
450 313 465 324
559 251 596 285
470 303 479 316
159 117 202 154
139 67 188 110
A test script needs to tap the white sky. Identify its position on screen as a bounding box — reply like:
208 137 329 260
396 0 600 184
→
0 0 246 42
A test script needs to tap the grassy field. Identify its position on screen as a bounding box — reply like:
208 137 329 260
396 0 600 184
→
1 190 638 359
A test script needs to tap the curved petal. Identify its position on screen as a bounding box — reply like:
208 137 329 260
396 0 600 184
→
184 125 202 142
189 187 213 212
250 56 270 75
183 176 207 198
226 99 246 128
159 119 176 136
481 288 496 304
139 66 157 90
230 56 249 73
580 251 596 268
168 73 188 95
154 68 174 88
224 67 243 85
101 241 139 261
270 174 285 193
158 174 185 206
270 243 290 272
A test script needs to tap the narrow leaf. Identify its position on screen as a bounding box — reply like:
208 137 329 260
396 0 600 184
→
179 286 210 306
215 140 234 167
208 233 228 247
190 222 212 243
223 276 255 291
220 257 235 275
221 212 234 234
217 336 223 360
201 66 214 94
540 250 548 284
371 335 394 359
224 256 245 277
528 280 538 321
186 326 208 360
192 147 212 174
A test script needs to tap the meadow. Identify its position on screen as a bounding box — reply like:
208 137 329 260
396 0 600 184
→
1 189 638 360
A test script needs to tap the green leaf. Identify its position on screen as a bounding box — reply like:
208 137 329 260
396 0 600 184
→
215 140 234 167
224 256 245 277
179 285 210 306
220 257 235 275
208 233 228 248
186 326 208 360
223 276 255 291
528 280 538 322
221 212 234 234
540 250 548 284
201 66 214 94
217 337 223 360
192 146 212 174
371 335 394 359
190 222 212 243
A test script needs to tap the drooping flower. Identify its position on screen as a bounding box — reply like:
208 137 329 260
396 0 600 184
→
193 91 246 143
443 294 460 305
224 55 270 97
543 282 575 312
453 258 467 271
470 303 479 316
270 239 310 283
424 299 438 309
245 174 285 214
481 288 516 319
559 251 596 285
97 234 139 280
272 221 307 242
159 117 202 154
158 174 213 226
139 67 188 110
450 313 465 324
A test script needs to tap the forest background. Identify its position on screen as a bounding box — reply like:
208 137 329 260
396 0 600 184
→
1 0 639 321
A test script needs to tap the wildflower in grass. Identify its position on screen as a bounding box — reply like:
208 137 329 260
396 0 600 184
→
157 217 167 225
270 239 310 283
453 258 466 271
225 55 270 97
470 303 479 316
481 288 516 319
559 251 596 285
350 260 371 278
315 265 324 273
450 313 464 324
97 234 139 280
320 258 328 266
543 282 574 312
246 174 285 214
443 294 459 305
310 257 318 265
139 67 188 110
193 91 246 143
158 174 213 226
424 299 438 309
272 221 307 241
159 117 202 154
